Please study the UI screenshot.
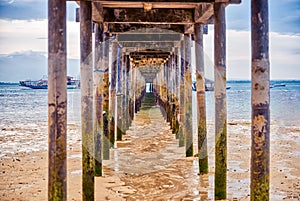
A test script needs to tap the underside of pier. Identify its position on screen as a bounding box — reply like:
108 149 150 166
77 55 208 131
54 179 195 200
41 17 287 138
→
48 0 271 200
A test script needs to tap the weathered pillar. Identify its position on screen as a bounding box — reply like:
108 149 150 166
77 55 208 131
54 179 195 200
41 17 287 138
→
109 40 117 148
195 23 208 174
121 54 127 134
214 3 227 200
102 33 110 160
116 48 123 141
93 23 103 176
184 34 193 157
125 55 131 129
48 0 67 200
173 47 180 137
178 38 185 147
251 0 270 200
80 1 94 200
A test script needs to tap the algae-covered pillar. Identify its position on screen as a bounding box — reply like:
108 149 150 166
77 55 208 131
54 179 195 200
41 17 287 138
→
214 3 227 200
102 33 110 160
93 23 103 177
251 0 270 200
116 47 124 141
194 23 208 174
109 40 118 148
80 1 94 200
184 34 193 157
178 38 185 147
48 0 67 200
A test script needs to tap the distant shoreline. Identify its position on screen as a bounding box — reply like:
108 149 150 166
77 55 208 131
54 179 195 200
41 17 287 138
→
1 79 300 85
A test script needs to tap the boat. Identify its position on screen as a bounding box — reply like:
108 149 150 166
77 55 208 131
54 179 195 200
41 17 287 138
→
270 84 286 88
192 79 231 92
19 76 80 89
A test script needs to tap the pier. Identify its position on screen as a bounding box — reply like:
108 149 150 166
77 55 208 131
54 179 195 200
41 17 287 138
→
48 0 270 200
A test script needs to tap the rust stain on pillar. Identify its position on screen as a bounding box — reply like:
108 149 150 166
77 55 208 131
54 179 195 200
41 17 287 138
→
48 0 67 200
102 33 110 160
251 0 270 200
80 1 94 200
184 34 193 157
93 23 103 177
194 23 208 174
109 41 117 148
214 3 227 200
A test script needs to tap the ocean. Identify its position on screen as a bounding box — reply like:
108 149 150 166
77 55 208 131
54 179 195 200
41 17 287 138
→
0 80 299 155
1 80 299 127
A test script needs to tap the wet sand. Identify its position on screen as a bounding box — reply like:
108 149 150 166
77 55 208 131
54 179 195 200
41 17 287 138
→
0 97 300 200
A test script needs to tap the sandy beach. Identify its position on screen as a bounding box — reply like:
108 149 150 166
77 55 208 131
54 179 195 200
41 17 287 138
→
0 100 299 201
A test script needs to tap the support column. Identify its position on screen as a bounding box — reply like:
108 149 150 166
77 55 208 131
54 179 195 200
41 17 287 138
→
125 55 131 129
178 38 185 147
121 54 127 135
48 0 67 200
116 47 123 141
184 34 193 157
102 33 110 160
80 1 94 200
214 3 227 200
195 23 208 174
251 0 270 200
93 23 103 176
109 41 117 148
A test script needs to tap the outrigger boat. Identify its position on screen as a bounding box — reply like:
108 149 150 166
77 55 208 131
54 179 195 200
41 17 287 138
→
19 76 80 89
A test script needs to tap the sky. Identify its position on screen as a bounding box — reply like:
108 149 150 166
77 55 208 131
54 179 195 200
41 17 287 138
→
0 0 299 82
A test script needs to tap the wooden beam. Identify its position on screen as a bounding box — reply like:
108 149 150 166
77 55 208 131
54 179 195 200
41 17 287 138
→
214 3 227 200
109 24 185 34
120 41 177 48
117 33 181 42
251 0 270 200
80 1 94 200
194 3 213 24
48 0 67 200
92 2 104 22
72 0 241 4
103 8 193 24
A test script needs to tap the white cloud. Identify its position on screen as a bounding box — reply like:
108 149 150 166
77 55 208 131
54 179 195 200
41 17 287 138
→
201 29 300 80
0 19 80 59
0 18 299 81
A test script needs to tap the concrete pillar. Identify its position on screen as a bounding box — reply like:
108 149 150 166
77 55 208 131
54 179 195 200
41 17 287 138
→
184 34 193 157
194 23 208 174
251 0 270 200
116 48 123 141
102 33 110 160
93 23 103 176
109 41 118 148
178 38 185 147
80 1 94 200
214 3 227 200
48 0 67 200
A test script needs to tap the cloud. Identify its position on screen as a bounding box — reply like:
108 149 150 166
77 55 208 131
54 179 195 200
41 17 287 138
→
0 1 79 21
201 29 300 80
0 19 80 59
226 1 300 34
0 51 80 82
